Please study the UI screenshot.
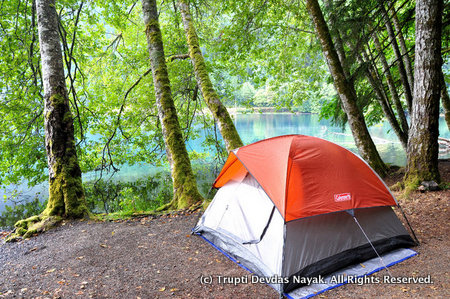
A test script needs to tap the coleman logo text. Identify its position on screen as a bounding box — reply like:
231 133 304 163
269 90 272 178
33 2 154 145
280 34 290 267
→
334 193 352 202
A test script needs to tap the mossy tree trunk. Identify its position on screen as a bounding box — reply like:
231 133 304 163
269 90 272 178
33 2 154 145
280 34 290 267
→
405 0 443 188
306 0 387 176
38 0 87 219
8 0 88 241
142 0 203 209
178 0 243 152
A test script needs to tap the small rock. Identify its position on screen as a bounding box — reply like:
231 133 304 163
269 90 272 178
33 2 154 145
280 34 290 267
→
419 181 439 191
80 281 89 289
3 290 13 296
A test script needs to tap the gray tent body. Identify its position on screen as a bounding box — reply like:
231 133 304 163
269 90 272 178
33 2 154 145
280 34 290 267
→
193 175 415 294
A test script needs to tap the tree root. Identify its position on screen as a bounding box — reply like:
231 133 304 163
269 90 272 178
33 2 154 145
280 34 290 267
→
155 198 206 213
155 201 175 212
390 181 405 192
188 200 203 212
403 175 421 196
5 215 63 242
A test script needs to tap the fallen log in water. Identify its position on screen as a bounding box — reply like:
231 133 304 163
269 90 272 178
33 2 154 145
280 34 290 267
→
438 137 450 152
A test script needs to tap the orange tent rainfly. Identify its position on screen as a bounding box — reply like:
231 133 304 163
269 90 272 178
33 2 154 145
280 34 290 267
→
194 135 417 298
213 135 396 221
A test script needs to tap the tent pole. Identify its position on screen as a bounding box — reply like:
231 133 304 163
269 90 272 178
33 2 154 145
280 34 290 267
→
205 187 214 200
352 215 393 278
396 203 420 245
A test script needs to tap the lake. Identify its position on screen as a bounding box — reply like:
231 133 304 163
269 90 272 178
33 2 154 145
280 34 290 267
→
1 113 449 214
230 113 448 165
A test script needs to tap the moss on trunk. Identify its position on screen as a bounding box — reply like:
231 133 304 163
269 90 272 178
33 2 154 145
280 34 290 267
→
6 215 62 241
8 0 89 241
7 94 88 242
43 94 88 218
142 0 204 210
178 0 243 152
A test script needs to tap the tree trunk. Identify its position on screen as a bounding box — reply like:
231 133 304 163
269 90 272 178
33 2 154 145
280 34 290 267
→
357 47 408 150
325 1 352 121
306 0 387 176
390 4 415 92
335 18 408 149
441 70 450 130
37 0 87 218
373 34 410 135
325 0 351 81
178 0 243 152
142 0 203 209
8 0 88 240
379 1 413 114
405 0 442 187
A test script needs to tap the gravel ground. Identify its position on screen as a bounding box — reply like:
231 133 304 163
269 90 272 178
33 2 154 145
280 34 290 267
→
0 161 449 299
0 212 279 299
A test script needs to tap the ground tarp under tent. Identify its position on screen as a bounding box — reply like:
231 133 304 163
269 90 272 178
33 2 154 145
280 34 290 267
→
193 135 417 298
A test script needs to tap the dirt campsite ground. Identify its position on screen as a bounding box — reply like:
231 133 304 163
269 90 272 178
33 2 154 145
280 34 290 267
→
1 161 449 299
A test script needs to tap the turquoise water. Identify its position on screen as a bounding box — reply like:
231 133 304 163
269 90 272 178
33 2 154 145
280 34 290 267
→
1 113 449 213
231 113 450 166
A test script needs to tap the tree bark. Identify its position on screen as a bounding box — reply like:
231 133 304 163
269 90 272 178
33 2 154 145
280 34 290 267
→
441 70 450 130
306 0 387 176
390 4 415 92
373 34 410 135
142 0 203 209
37 0 87 219
7 0 88 240
379 1 413 114
405 0 442 186
178 0 243 152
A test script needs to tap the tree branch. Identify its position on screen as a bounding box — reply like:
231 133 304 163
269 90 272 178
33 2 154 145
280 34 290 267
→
100 67 153 176
167 53 190 62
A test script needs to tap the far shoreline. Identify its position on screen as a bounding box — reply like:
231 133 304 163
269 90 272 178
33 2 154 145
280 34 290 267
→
227 106 314 115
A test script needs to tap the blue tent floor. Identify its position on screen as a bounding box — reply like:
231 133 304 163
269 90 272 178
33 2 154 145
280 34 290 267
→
196 233 417 299
285 248 417 299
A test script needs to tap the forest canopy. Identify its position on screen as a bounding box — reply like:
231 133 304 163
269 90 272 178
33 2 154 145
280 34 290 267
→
0 0 449 229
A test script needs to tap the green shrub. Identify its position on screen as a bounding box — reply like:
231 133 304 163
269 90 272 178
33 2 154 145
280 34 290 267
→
0 195 46 229
83 172 173 214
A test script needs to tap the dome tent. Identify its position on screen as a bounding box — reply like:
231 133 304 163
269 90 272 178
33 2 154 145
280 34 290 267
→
193 135 417 297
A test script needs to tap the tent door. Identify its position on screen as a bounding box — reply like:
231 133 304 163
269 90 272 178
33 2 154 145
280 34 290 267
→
243 206 276 245
214 175 277 245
